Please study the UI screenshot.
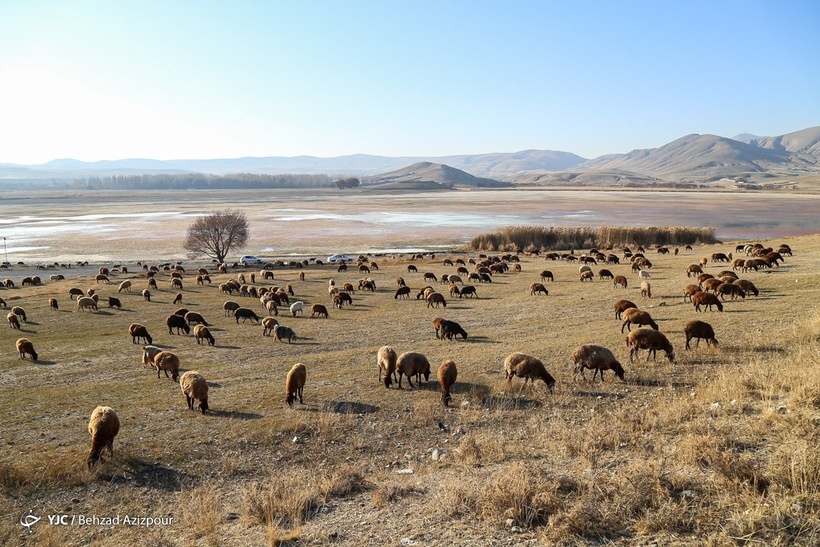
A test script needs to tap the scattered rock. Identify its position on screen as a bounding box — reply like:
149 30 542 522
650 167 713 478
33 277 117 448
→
395 468 414 474
431 449 440 461
224 512 240 521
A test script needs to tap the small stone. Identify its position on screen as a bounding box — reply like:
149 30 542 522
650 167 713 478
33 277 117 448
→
224 512 240 521
681 490 697 500
292 436 299 444
400 539 415 546
505 518 515 528
431 449 440 461
395 468 414 474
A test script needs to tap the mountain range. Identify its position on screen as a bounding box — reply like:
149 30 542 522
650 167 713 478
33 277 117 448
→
2 126 818 188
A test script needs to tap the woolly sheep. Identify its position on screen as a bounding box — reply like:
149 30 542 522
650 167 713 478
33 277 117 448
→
733 279 759 297
129 323 152 344
692 292 724 312
426 292 447 308
262 316 279 336
16 337 38 361
580 271 594 282
311 303 329 318
614 299 637 320
184 311 208 326
180 371 209 413
640 281 652 298
8 312 21 329
625 329 675 363
571 344 625 382
141 345 163 368
540 270 554 282
152 350 180 381
285 363 306 407
613 275 628 288
118 280 132 293
378 345 398 387
683 284 702 302
223 300 240 316
638 269 651 280
684 320 718 350
273 324 297 343
394 286 411 299
439 319 468 341
437 359 458 407
166 314 191 335
396 351 431 389
87 406 119 469
49 297 58 311
503 352 555 393
11 306 26 322
108 296 122 309
192 325 214 345
173 292 183 304
529 282 549 296
620 308 659 333
289 301 304 317
234 307 260 323
142 289 151 301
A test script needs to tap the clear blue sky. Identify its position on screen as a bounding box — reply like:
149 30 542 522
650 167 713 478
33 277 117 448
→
1 0 818 164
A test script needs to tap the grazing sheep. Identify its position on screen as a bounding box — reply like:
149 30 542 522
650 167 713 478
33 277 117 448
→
173 292 183 304
459 285 478 298
539 270 554 282
580 271 594 282
614 299 638 320
141 345 163 368
129 323 153 344
0 297 6 308
733 279 759 297
68 287 85 299
108 296 122 309
289 301 304 317
626 329 675 363
702 278 724 293
262 316 279 337
273 324 297 343
620 308 659 333
396 352 431 389
529 282 549 296
692 292 724 312
16 337 38 361
407 265 418 273
95 274 110 284
426 292 447 308
223 300 240 316
571 344 625 382
152 351 180 381
684 320 718 350
378 345 398 387
76 296 98 312
716 282 745 300
503 352 555 393
184 311 208 326
180 371 209 413
265 299 279 316
48 297 58 311
394 286 411 299
423 272 437 282
438 359 458 407
7 312 20 329
142 289 151 301
640 281 652 298
11 306 27 322
285 363 307 407
613 275 628 288
638 269 651 280
234 307 260 323
598 269 614 280
311 303 329 318
166 314 191 335
439 319 468 341
683 284 702 302
86 406 119 469
118 280 132 293
686 264 703 277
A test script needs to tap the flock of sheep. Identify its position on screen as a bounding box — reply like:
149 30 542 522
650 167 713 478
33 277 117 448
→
1 240 792 469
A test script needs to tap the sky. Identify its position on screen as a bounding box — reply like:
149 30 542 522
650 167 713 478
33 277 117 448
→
1 0 818 164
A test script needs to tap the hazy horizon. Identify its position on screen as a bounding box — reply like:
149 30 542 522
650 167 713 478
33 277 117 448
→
1 1 818 164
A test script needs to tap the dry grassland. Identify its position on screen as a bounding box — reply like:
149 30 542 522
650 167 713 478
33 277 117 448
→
1 234 819 546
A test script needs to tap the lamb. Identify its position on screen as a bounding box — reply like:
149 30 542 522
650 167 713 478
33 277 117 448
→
273 324 297 343
7 312 20 329
141 345 163 368
166 314 191 335
152 350 180 381
620 308 659 333
503 352 555 393
108 296 122 309
16 337 38 361
529 282 549 295
289 301 304 317
396 351 431 389
184 311 208 326
426 292 447 308
129 323 153 344
692 292 724 312
311 303 329 318
377 345 398 387
684 320 718 350
285 363 306 407
571 344 625 382
223 300 240 316
11 306 26 322
437 359 458 407
613 275 628 288
625 329 675 363
180 371 209 413
73 296 98 313
640 281 652 298
118 280 132 293
234 307 260 323
261 317 279 336
87 406 119 469
614 299 637 319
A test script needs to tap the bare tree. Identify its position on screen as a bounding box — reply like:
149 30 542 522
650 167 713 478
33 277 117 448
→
184 209 249 264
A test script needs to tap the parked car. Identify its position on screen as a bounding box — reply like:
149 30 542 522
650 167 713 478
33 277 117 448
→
327 254 355 263
240 255 264 266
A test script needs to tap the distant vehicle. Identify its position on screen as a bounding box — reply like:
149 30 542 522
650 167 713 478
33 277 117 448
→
240 255 264 266
327 254 355 263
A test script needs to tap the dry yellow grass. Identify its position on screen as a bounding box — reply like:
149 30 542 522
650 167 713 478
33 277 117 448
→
0 231 819 545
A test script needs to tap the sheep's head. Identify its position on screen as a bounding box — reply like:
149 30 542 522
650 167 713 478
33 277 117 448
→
199 399 209 414
612 361 625 381
665 350 676 364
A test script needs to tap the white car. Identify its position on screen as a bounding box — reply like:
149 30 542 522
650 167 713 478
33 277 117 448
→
327 254 355 263
240 255 264 265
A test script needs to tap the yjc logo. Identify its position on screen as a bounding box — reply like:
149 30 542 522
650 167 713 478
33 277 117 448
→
20 510 41 533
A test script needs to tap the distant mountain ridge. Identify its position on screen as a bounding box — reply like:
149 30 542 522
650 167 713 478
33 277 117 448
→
1 126 818 187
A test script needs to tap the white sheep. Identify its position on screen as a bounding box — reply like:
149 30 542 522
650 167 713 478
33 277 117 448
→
638 269 651 280
289 301 304 317
141 345 163 368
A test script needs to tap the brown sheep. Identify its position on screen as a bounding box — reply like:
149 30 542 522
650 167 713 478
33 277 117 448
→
184 311 209 326
311 304 329 318
262 316 279 336
394 286 411 300
234 307 260 323
529 282 549 296
166 314 191 335
11 306 26 322
625 329 675 363
686 264 703 277
438 359 458 407
716 282 745 301
173 292 183 304
540 270 554 282
7 312 21 329
378 345 398 387
580 271 594 282
692 292 724 312
285 363 306 407
683 284 702 302
95 274 110 284
180 371 209 413
129 323 153 344
640 281 652 298
87 406 119 469
16 337 38 361
733 279 759 297
684 320 718 350
193 324 215 345
621 308 659 333
503 352 555 393
571 344 624 382
426 292 447 308
614 299 637 320
697 273 715 287
152 351 180 381
396 351 431 389
49 297 58 311
598 269 614 280
702 278 724 293
613 275 628 289
142 289 151 301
